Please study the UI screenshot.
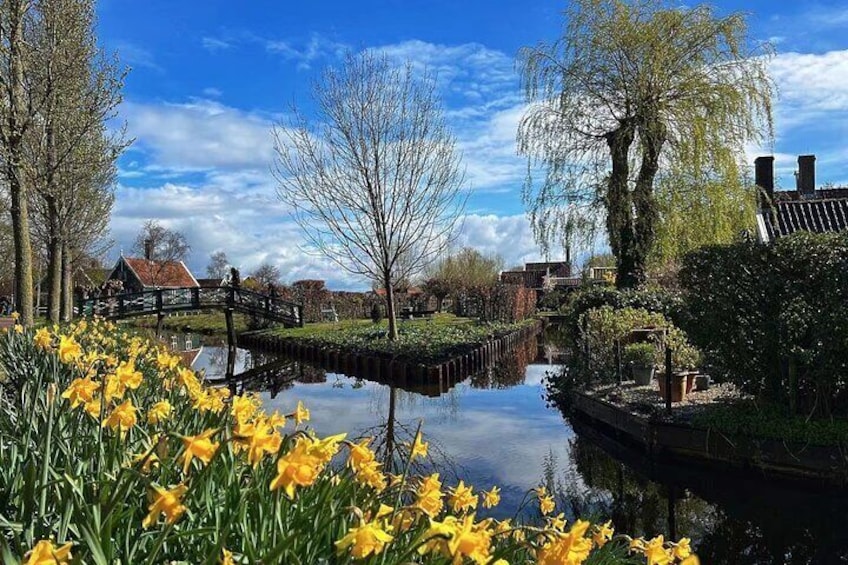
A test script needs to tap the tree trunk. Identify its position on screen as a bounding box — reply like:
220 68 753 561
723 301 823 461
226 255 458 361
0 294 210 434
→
60 241 72 321
630 118 666 287
46 196 62 323
605 120 637 289
7 0 33 325
384 274 398 341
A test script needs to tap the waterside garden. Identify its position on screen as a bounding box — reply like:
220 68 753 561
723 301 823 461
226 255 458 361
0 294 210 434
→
0 319 700 564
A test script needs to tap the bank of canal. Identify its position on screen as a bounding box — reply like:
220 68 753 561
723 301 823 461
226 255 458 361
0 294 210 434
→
187 332 848 563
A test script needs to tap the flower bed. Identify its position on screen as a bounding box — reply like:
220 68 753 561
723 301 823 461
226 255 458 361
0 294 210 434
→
0 319 698 564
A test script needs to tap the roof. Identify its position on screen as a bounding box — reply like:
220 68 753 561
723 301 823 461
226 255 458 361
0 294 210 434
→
196 278 224 287
500 270 546 289
121 257 199 288
524 261 571 276
757 198 848 242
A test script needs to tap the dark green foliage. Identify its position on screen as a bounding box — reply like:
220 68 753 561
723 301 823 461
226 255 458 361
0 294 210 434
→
558 286 683 349
680 232 848 416
370 302 382 324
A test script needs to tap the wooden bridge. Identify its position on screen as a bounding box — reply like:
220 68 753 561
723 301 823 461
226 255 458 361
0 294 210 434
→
78 286 303 328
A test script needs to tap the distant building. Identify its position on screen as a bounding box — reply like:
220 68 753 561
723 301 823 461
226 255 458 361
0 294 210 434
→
105 255 199 294
755 154 848 243
500 261 571 291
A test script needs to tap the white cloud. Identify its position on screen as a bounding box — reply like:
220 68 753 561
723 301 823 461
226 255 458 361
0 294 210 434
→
122 99 278 170
202 87 223 98
114 41 161 72
265 33 348 70
201 37 231 52
771 50 848 128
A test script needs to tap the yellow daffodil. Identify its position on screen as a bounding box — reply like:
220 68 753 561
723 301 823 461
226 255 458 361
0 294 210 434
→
546 512 566 531
415 473 444 517
269 437 323 498
10 311 19 320
593 520 614 548
536 520 592 565
231 394 259 423
147 400 172 425
354 459 387 491
482 486 501 508
449 480 477 513
57 335 82 364
221 548 235 565
181 429 220 474
33 328 52 350
61 376 99 408
409 429 428 460
535 486 556 515
680 555 701 565
13 324 23 334
347 437 376 470
672 537 692 560
643 535 672 565
142 484 188 528
102 399 138 436
245 420 282 467
307 433 346 464
115 360 143 390
335 519 394 559
23 539 73 565
293 400 310 425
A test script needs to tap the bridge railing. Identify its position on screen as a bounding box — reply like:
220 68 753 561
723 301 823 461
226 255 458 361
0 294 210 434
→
78 286 302 327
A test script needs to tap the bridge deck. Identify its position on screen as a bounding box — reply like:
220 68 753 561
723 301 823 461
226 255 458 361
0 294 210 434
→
79 286 303 328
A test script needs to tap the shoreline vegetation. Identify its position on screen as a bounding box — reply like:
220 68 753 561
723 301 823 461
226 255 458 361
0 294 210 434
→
0 320 700 564
254 315 539 365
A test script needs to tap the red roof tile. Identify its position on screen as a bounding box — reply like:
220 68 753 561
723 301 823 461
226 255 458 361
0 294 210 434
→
123 257 199 288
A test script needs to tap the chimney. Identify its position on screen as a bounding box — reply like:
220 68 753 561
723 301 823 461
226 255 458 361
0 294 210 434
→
797 154 816 197
143 238 153 260
754 156 774 209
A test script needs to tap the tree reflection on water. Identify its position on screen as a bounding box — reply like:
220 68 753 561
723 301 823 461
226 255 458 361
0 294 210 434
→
548 420 848 564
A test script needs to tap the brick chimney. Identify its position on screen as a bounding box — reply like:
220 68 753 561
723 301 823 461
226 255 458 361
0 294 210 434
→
143 238 153 260
754 156 774 209
797 154 816 197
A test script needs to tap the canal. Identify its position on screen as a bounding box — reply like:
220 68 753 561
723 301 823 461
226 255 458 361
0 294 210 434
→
184 331 848 564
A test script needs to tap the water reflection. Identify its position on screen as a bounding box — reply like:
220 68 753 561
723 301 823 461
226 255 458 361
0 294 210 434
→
559 418 848 563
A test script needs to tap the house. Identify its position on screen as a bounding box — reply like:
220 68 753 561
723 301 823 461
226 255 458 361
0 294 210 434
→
755 155 848 243
105 254 199 294
500 261 571 291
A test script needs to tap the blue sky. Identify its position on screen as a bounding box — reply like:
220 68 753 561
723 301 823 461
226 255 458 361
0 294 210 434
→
98 0 848 289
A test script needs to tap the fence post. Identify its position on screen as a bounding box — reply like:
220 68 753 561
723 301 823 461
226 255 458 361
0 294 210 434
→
615 339 622 385
156 289 163 312
665 343 673 415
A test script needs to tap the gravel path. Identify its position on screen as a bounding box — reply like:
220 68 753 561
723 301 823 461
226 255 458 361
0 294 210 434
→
584 378 750 422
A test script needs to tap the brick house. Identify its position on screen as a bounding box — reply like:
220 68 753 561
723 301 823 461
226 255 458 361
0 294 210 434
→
105 255 199 294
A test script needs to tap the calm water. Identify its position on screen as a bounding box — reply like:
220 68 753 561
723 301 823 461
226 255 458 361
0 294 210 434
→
187 333 848 564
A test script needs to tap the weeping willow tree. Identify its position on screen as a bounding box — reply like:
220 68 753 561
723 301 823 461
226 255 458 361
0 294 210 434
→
651 160 757 266
518 0 773 288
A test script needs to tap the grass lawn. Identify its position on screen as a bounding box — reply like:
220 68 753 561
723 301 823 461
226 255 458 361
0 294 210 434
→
260 313 537 364
128 312 249 334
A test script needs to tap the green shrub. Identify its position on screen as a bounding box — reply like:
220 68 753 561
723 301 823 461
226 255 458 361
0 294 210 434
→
576 306 700 385
680 231 848 416
623 342 657 367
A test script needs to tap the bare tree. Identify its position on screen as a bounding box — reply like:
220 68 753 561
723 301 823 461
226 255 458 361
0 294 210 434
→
249 262 281 288
132 219 190 263
206 250 229 279
273 52 466 340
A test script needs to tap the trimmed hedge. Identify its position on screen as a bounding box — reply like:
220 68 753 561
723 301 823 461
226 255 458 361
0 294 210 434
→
680 232 848 416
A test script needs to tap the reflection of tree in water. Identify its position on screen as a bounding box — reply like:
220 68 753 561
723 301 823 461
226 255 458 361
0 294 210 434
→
470 335 537 390
545 431 848 564
358 385 468 483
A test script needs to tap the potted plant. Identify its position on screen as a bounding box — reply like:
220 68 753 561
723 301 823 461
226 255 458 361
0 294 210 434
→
657 330 702 402
624 342 656 386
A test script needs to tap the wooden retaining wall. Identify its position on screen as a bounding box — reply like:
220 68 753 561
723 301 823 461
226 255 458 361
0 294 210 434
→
572 391 848 485
237 320 543 396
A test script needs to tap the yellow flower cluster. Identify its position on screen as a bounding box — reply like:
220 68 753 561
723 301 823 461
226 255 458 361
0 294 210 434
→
9 319 701 565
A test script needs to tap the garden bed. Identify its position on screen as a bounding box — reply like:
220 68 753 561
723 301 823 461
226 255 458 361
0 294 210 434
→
249 315 539 365
571 382 848 485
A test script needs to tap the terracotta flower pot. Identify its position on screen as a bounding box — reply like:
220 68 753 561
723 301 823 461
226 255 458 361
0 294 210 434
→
657 372 688 402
